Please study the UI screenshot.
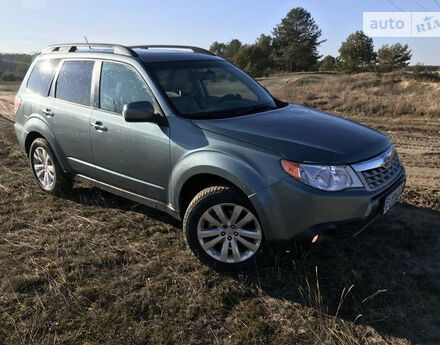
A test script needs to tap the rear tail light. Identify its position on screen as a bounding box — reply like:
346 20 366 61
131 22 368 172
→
14 95 22 115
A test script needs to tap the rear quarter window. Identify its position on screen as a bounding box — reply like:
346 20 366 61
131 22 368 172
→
55 60 95 106
27 59 60 96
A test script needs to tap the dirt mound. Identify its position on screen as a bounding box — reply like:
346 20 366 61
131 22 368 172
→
260 72 440 118
0 82 19 120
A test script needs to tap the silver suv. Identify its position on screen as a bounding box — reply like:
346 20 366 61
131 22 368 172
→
14 43 406 270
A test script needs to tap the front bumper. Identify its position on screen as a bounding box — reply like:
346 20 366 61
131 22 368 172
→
249 169 405 242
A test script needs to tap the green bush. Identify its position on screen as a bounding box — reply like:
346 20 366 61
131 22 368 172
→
0 71 22 82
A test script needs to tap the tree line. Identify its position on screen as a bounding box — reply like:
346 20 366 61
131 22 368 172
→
0 53 34 82
0 9 418 83
210 8 413 77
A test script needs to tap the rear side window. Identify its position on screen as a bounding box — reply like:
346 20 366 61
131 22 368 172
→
27 59 60 96
100 62 153 114
55 60 94 106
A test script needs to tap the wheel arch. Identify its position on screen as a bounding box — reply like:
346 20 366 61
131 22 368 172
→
170 151 270 218
178 173 251 219
23 118 69 172
25 131 44 156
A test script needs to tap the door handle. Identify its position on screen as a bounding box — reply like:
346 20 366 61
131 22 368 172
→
42 108 54 117
90 122 107 131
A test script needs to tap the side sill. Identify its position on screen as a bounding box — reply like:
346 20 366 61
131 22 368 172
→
74 174 180 220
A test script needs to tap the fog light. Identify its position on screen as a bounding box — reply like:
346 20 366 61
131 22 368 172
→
312 235 319 243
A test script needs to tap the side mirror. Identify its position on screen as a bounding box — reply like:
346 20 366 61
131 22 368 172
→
123 101 156 122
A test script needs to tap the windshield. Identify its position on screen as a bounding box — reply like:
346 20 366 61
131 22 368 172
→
146 60 278 119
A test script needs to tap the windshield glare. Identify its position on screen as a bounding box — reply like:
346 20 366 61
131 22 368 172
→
146 60 277 119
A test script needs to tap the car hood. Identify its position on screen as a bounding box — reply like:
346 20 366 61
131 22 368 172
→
192 104 391 164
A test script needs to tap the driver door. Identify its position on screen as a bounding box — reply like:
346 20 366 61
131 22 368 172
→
90 61 170 202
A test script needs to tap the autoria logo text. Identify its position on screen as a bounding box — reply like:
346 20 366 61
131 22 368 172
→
363 12 440 37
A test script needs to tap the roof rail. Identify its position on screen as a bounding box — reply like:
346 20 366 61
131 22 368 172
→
129 45 215 56
42 43 138 57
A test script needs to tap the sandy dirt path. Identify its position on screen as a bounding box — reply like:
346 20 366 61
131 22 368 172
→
0 82 19 121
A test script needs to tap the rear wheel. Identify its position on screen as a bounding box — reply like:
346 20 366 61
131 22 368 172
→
29 138 72 195
183 185 264 271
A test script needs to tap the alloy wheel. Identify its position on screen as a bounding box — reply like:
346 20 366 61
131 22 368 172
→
32 146 55 189
197 203 262 263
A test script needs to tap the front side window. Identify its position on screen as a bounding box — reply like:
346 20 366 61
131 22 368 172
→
55 60 94 106
147 60 278 119
27 59 60 96
99 62 153 114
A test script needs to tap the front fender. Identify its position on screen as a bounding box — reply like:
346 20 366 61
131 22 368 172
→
169 149 273 212
23 115 70 172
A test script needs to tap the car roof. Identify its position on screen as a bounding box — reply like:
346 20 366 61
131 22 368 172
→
39 44 223 63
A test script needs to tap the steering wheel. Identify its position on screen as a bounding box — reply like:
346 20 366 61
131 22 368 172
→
215 93 242 104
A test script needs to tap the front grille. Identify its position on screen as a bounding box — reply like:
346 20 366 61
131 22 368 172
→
361 152 402 190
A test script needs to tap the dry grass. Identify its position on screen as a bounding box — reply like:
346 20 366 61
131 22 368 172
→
1 73 440 345
259 71 440 118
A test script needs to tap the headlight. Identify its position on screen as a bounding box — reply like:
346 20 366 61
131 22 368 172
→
281 160 363 191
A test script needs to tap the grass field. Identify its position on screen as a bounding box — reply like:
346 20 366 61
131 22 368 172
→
0 73 439 345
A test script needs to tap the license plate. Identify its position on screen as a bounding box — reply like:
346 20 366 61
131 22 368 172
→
382 182 405 214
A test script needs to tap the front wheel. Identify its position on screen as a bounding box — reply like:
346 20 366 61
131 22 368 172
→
183 185 264 271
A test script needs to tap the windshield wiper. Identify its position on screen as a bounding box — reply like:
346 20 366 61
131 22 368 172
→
186 104 277 120
232 105 277 117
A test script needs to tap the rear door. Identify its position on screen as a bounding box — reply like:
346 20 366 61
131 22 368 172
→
48 59 96 177
90 60 170 202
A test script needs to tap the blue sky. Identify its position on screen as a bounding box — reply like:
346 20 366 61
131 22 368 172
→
0 0 439 64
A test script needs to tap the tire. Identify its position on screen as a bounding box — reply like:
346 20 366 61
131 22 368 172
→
183 185 265 271
29 138 72 195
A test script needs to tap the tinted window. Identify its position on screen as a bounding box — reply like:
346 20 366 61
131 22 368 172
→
55 60 94 106
27 59 60 96
100 62 153 114
148 60 277 119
